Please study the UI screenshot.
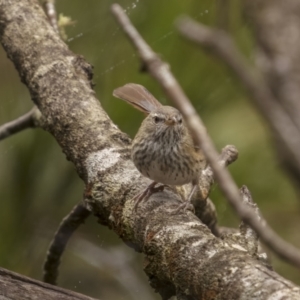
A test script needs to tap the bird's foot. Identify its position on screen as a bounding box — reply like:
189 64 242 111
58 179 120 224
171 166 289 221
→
172 201 195 214
133 182 165 211
171 183 198 214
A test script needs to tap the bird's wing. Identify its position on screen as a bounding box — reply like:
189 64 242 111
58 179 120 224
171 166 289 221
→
113 83 162 114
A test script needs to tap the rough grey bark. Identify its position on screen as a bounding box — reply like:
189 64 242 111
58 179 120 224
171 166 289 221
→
0 267 97 300
0 0 300 299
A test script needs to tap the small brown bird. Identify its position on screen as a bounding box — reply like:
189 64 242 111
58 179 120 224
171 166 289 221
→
113 83 206 211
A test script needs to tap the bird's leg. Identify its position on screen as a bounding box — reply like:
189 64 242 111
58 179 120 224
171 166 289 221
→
133 181 165 210
173 183 198 214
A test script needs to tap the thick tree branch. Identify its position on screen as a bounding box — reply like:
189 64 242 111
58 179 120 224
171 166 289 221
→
0 267 97 300
110 3 300 270
1 0 300 299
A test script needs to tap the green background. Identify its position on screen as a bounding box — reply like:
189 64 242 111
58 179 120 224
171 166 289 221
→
0 0 299 299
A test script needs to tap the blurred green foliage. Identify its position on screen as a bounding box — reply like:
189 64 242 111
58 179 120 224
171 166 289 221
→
0 0 299 299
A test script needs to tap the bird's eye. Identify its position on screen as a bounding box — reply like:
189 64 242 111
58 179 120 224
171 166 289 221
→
154 115 161 123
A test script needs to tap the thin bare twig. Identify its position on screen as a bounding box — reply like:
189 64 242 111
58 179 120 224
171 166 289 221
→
110 3 300 269
0 107 40 141
42 0 59 34
176 18 300 174
43 203 91 285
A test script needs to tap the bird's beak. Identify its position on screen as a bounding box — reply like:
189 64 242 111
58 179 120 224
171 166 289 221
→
165 117 176 126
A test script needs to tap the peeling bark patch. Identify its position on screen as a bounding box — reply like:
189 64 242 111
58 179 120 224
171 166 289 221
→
85 148 120 182
270 289 300 300
109 160 138 186
32 59 72 82
231 243 248 252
